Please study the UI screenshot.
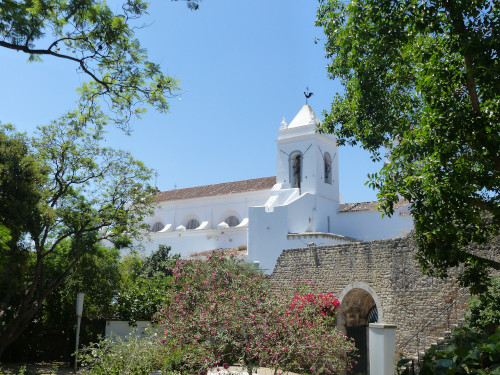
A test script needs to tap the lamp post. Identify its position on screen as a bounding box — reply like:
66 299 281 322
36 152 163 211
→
74 292 84 373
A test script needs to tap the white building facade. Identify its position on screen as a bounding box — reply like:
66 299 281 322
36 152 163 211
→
143 105 413 271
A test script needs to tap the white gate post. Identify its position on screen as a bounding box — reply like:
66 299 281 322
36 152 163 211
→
369 323 397 375
74 292 85 373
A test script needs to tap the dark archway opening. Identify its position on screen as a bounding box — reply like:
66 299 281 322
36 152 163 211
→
339 288 378 374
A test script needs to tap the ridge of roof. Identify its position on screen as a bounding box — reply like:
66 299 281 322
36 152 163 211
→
155 176 276 202
339 199 409 213
188 247 248 257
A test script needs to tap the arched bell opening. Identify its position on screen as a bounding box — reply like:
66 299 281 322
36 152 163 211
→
324 152 332 184
289 151 302 189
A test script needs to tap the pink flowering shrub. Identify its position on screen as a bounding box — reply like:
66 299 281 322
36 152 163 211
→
153 253 356 374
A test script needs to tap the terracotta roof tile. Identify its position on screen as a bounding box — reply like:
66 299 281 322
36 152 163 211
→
339 199 409 212
188 247 248 257
155 176 276 202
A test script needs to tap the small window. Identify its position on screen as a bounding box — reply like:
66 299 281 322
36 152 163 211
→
186 219 200 230
324 152 332 184
150 222 164 232
225 216 240 227
290 152 302 189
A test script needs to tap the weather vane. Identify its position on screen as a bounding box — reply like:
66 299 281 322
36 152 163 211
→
304 86 314 105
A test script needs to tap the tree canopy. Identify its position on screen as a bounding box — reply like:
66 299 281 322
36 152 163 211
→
0 0 187 131
0 114 155 357
1 240 122 362
316 0 499 293
115 245 180 323
0 0 202 357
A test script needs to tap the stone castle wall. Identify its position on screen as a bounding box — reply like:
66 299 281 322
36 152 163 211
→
271 235 500 358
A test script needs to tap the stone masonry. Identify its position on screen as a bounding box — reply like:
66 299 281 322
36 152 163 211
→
271 235 500 359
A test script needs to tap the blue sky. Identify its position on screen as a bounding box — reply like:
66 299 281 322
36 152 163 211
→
0 0 383 203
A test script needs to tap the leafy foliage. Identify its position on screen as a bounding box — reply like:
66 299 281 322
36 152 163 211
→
419 327 500 374
43 239 122 321
465 278 500 336
0 115 154 357
153 254 356 375
0 225 10 252
415 285 500 374
316 0 500 293
80 331 169 375
142 244 181 278
172 0 202 10
396 357 415 375
0 0 186 131
116 245 180 323
0 126 46 324
1 239 121 362
0 0 200 359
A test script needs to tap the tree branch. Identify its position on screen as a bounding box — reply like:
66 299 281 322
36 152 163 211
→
0 40 107 88
468 199 496 214
467 252 500 270
443 1 481 116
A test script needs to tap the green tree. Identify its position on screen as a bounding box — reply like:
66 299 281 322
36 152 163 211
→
115 245 180 323
0 0 200 359
466 277 500 336
316 0 500 293
0 0 202 131
0 225 10 251
0 113 154 357
141 244 180 277
418 327 500 374
0 125 48 348
1 239 122 362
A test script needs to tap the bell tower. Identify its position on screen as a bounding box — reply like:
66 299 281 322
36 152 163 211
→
248 104 343 272
276 105 339 204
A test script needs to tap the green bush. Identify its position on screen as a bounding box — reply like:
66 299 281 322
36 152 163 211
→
115 245 180 324
466 278 500 335
80 332 169 375
83 254 356 375
1 239 119 362
153 253 356 375
418 327 500 375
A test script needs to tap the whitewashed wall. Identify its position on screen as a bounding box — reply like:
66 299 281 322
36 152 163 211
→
334 208 413 241
141 189 271 257
143 227 248 257
105 320 152 339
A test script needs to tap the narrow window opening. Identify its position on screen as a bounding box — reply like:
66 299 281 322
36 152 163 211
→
324 152 332 184
290 152 302 189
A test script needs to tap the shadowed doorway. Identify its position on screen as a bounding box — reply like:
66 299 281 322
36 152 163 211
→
338 287 379 374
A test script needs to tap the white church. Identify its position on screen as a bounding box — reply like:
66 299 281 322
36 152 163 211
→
143 105 413 271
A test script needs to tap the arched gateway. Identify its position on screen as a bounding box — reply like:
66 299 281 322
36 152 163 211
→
338 282 381 374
